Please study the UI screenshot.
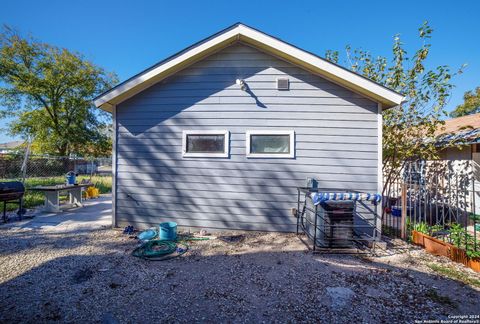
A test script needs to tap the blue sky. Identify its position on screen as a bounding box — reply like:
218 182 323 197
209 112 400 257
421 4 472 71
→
0 0 479 143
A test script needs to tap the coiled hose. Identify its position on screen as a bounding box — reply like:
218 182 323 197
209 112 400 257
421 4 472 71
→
132 236 209 261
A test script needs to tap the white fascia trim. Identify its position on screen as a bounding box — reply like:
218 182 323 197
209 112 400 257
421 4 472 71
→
111 104 117 228
94 28 240 108
236 25 404 106
377 103 383 195
182 130 230 158
246 130 295 159
95 24 405 109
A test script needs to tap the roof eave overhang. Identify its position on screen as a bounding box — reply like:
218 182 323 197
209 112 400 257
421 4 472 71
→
95 24 405 112
94 29 241 112
235 31 405 109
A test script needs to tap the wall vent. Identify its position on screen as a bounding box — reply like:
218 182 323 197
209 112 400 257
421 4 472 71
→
276 78 289 90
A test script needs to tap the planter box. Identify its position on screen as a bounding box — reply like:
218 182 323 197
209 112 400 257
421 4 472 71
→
411 230 451 257
449 245 469 264
411 231 480 273
450 246 480 273
423 235 451 257
468 258 480 272
412 230 426 247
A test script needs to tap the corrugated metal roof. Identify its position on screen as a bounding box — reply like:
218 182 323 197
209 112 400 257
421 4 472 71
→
436 113 480 145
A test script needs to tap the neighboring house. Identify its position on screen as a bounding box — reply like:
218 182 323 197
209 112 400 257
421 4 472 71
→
0 140 24 154
436 112 480 166
94 23 404 232
436 113 480 216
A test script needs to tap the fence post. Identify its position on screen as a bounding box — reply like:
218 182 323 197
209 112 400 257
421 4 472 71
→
20 141 31 182
401 183 407 240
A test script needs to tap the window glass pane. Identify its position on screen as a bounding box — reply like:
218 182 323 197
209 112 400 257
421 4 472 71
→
186 134 225 153
251 135 290 154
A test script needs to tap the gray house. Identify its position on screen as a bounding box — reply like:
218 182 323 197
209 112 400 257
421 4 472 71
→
94 23 404 232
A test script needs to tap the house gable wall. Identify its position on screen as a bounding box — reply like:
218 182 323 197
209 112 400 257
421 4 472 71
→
115 43 379 231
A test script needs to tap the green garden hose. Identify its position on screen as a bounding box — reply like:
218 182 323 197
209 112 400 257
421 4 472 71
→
132 240 188 261
131 235 210 261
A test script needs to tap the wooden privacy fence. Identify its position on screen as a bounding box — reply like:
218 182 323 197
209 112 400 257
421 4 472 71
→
382 160 479 255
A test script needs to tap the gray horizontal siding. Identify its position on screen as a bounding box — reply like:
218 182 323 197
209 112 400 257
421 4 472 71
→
117 135 377 146
116 142 377 152
116 161 377 176
137 88 367 99
162 74 345 85
117 111 377 120
116 174 377 190
118 126 378 137
116 216 295 232
116 177 377 191
118 159 378 171
116 192 297 209
118 119 376 128
117 131 377 140
117 150 377 160
117 156 378 167
115 43 379 231
123 95 376 107
148 80 363 91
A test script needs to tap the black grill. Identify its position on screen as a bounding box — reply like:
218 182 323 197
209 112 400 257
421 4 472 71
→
0 181 25 222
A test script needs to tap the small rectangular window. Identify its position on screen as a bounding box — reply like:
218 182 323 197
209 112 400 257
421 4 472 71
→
187 135 225 153
182 130 229 158
251 135 290 154
246 130 295 158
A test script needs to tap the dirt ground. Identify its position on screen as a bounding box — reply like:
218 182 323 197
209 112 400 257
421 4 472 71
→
0 226 479 323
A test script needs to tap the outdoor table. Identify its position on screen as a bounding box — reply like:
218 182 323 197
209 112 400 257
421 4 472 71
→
30 183 93 212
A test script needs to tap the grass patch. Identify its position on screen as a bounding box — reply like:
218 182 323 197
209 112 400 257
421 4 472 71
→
2 175 112 211
427 263 480 288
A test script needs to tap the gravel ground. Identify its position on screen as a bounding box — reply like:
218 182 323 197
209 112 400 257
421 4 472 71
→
0 226 479 323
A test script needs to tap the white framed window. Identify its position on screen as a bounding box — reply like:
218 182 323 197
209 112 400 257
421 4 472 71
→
246 130 295 158
182 130 229 158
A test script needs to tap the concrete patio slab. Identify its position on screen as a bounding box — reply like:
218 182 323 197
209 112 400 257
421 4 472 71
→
1 194 112 232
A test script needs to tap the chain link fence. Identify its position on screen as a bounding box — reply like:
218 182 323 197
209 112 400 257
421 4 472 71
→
0 151 112 210
0 153 111 180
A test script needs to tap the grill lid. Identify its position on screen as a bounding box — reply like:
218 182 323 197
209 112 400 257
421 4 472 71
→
0 181 25 202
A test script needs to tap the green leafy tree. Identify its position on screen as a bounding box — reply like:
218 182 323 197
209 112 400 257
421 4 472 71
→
450 87 480 117
325 22 464 196
0 26 117 157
